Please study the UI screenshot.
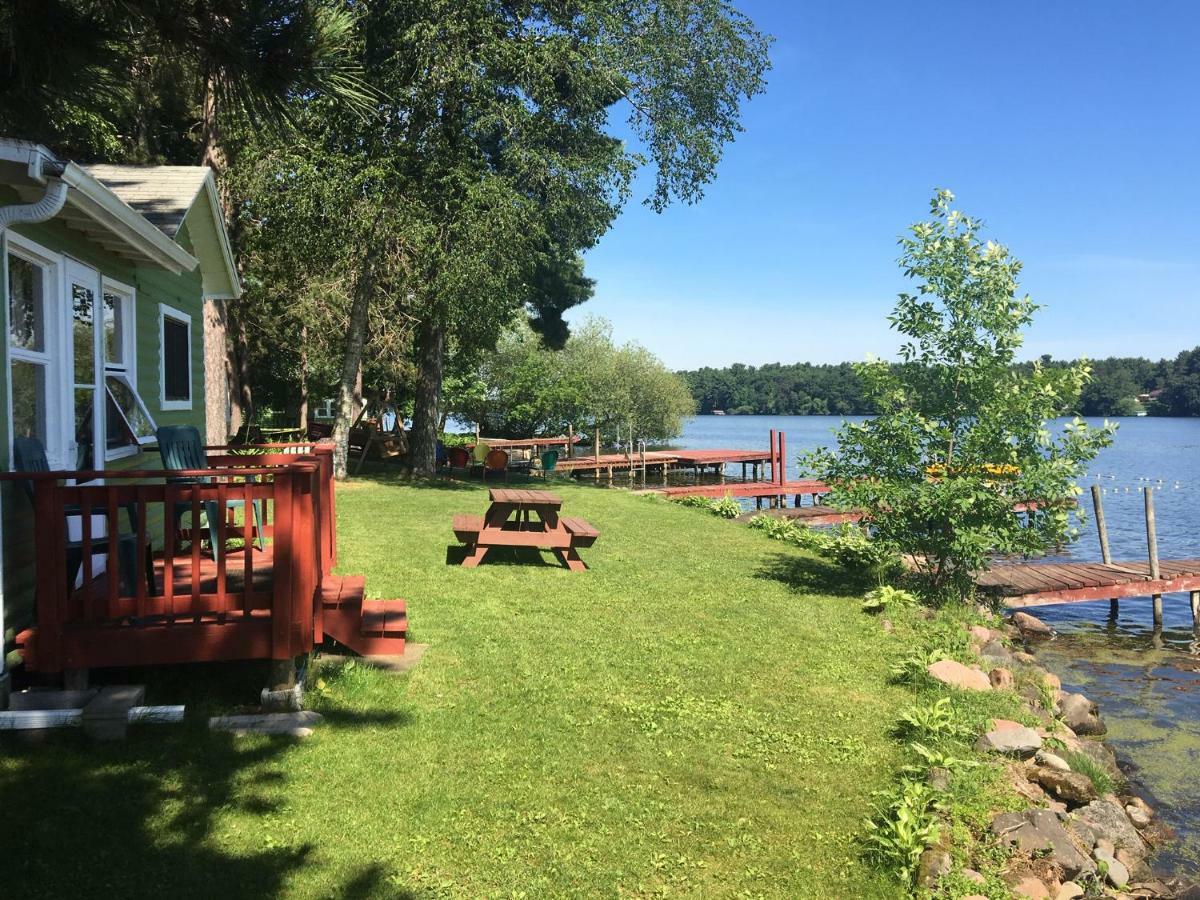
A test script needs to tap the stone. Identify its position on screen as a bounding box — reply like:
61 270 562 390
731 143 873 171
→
1032 767 1098 805
1059 692 1106 736
928 766 952 792
981 639 1015 664
991 717 1026 731
977 725 1043 757
1115 848 1149 882
990 666 1015 689
927 659 992 691
1043 672 1062 691
916 847 952 889
8 688 99 710
209 710 323 736
1007 873 1051 899
962 868 986 885
1095 837 1115 854
1055 883 1085 900
991 808 1094 879
1069 800 1148 857
1125 797 1154 827
968 624 992 645
260 683 303 712
962 896 989 900
880 618 894 634
1012 611 1055 636
1095 847 1130 888
1036 750 1072 772
1014 650 1039 664
81 685 146 741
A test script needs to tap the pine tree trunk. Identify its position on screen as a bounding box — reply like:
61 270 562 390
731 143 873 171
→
332 250 378 479
409 322 444 476
297 325 309 431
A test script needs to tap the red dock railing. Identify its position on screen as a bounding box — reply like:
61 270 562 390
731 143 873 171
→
8 442 401 674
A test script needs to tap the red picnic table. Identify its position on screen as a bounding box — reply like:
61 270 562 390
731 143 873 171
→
452 488 599 571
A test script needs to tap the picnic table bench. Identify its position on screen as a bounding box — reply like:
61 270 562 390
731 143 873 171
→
452 488 598 571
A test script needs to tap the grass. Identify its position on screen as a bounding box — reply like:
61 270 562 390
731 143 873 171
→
2 473 965 898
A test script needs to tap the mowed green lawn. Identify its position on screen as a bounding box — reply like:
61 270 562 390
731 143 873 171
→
0 475 913 899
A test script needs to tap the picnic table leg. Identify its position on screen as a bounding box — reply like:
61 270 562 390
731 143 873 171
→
554 546 588 572
461 543 491 568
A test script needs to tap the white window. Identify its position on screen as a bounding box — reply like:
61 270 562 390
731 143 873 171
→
5 234 159 472
103 280 155 459
159 303 192 411
6 235 60 466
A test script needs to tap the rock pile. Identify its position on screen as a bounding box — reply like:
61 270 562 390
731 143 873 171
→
914 610 1189 898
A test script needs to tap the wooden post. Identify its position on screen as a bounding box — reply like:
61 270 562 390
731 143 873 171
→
1145 487 1162 628
768 429 776 485
1191 591 1200 631
567 424 574 459
1091 484 1118 617
778 432 787 486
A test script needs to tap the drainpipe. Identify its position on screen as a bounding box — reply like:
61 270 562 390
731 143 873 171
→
0 149 70 707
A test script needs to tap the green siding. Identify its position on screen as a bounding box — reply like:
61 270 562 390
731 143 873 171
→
2 187 209 641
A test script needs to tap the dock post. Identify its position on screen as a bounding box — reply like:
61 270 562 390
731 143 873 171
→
1091 485 1118 617
1191 591 1200 631
742 462 747 480
1144 487 1163 628
768 430 777 485
778 432 787 486
567 424 574 459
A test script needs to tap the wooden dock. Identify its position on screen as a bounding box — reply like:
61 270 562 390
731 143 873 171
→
977 560 1200 612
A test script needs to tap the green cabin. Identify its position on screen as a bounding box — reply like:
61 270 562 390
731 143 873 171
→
0 138 240 691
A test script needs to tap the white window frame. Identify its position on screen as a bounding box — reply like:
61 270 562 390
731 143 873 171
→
158 302 193 411
102 277 147 460
4 231 66 469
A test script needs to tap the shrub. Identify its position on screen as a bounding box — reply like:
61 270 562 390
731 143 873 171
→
862 585 918 614
889 648 950 684
862 779 943 885
709 495 742 519
895 697 972 742
807 191 1114 600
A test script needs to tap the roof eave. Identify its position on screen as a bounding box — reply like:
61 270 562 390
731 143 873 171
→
59 163 199 275
181 168 242 299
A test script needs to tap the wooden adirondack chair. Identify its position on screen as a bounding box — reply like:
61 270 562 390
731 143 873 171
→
157 425 264 561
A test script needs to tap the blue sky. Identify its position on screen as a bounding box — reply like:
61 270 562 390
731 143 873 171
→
569 1 1200 371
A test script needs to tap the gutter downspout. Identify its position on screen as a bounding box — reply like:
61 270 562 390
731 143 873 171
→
0 151 70 706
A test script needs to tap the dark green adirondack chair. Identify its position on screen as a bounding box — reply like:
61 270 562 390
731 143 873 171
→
157 425 264 561
540 449 559 478
13 436 144 596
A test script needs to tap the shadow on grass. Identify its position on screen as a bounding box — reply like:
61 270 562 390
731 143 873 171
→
755 549 876 598
444 544 563 568
0 660 418 899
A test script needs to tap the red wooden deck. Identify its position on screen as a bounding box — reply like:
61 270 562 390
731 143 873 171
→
976 559 1200 608
9 443 405 675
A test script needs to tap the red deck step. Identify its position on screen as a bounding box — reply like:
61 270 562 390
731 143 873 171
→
320 575 407 657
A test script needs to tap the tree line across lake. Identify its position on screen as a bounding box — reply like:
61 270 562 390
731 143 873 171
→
680 346 1200 417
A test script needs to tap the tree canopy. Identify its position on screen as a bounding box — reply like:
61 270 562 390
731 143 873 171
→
446 318 696 443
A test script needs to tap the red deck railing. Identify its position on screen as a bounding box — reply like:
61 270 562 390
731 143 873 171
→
9 442 341 673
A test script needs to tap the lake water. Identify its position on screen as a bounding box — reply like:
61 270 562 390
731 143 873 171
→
677 415 1200 877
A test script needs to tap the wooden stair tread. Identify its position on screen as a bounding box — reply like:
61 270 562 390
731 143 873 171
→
360 599 408 635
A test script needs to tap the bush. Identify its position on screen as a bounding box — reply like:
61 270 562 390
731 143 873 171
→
807 191 1113 600
863 779 943 885
895 697 972 742
675 494 743 519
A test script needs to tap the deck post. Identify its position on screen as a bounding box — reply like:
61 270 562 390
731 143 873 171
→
1144 487 1162 627
1091 485 1118 616
778 432 787 486
567 424 574 459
